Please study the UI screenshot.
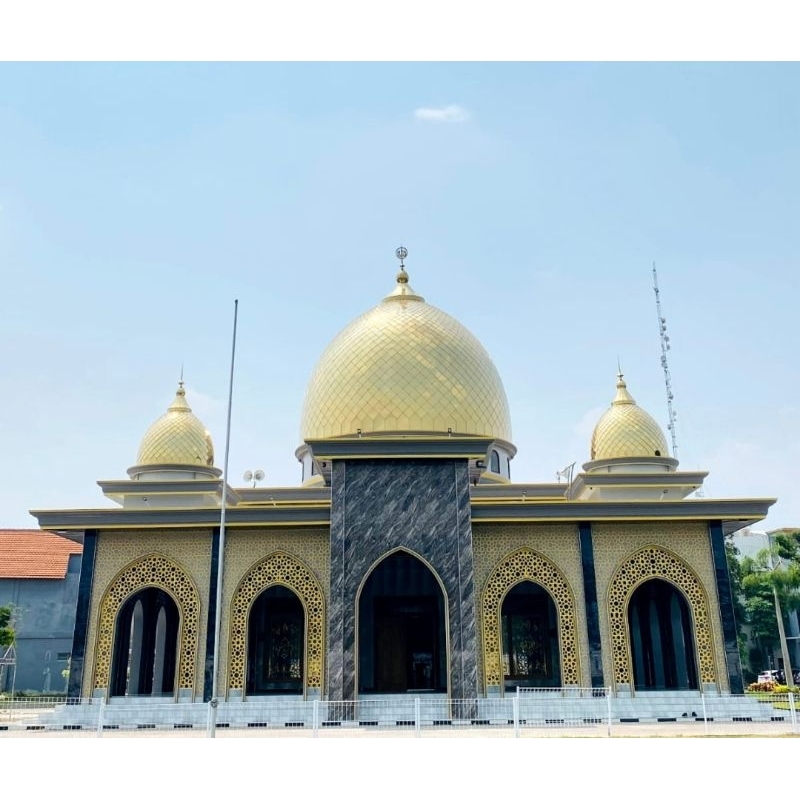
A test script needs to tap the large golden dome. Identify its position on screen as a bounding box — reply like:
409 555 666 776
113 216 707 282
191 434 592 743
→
299 265 513 444
590 374 669 461
135 383 215 468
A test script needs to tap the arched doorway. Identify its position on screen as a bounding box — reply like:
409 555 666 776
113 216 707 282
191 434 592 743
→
358 551 447 694
110 587 179 697
501 581 561 690
628 579 699 691
246 585 305 695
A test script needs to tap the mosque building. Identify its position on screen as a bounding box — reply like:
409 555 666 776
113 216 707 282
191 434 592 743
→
31 251 775 706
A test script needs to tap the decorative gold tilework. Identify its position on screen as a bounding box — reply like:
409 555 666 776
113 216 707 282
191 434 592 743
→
607 546 716 688
227 552 325 694
481 547 580 690
591 522 726 691
137 384 214 467
94 553 201 695
216 529 330 694
83 530 212 698
299 272 512 442
590 375 668 460
474 524 588 690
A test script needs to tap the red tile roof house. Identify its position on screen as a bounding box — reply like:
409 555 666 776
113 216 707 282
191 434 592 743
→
0 530 82 694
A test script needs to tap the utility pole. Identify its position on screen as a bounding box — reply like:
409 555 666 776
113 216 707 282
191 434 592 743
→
652 264 679 459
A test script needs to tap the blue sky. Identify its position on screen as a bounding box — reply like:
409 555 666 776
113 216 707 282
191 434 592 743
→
1 62 798 530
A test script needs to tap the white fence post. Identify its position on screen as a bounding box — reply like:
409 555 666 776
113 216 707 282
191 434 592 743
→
96 696 105 738
606 686 613 737
313 699 319 738
789 691 797 734
701 692 708 736
513 688 520 737
414 697 421 738
206 699 216 737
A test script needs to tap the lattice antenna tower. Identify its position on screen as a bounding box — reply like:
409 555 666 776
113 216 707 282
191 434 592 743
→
652 263 679 459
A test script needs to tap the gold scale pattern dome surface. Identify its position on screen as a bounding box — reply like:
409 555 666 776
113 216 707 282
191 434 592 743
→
136 383 215 467
590 374 668 460
300 268 513 443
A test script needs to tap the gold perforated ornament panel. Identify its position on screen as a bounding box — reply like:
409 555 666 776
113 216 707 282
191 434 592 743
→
228 552 325 694
607 546 715 687
94 554 201 694
481 548 580 690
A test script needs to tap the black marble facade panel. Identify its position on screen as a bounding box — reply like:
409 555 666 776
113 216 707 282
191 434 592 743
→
578 522 604 687
709 520 744 694
203 527 220 702
68 529 97 699
327 459 478 701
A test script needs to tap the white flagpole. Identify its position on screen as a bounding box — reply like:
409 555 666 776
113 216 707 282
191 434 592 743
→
209 298 239 737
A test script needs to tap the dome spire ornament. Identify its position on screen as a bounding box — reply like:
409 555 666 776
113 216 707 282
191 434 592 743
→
612 370 636 406
386 244 422 301
395 245 409 285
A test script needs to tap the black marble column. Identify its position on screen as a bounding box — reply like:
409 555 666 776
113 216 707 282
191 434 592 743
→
68 529 97 699
578 522 604 688
709 520 744 694
327 458 477 702
203 526 221 701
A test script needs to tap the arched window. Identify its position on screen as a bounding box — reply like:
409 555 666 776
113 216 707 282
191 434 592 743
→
110 588 179 697
490 450 501 473
501 581 561 689
628 579 698 691
358 552 446 694
247 585 304 695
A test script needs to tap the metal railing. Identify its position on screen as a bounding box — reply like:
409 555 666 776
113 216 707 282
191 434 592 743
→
1 690 797 737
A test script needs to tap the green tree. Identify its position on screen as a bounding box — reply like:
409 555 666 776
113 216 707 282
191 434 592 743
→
0 605 14 648
725 536 752 678
741 540 800 677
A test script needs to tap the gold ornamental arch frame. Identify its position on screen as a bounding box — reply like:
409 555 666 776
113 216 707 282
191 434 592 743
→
354 546 452 698
607 545 715 688
482 548 580 692
94 553 201 697
228 552 325 697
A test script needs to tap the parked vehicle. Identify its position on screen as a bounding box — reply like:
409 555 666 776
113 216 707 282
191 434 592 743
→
756 669 800 685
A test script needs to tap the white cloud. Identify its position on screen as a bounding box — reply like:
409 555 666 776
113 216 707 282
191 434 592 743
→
573 405 605 439
413 104 471 123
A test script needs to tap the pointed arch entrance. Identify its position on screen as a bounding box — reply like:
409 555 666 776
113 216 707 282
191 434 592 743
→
482 548 580 693
228 552 325 698
628 579 699 690
357 550 448 694
607 546 716 691
110 587 179 697
246 585 305 695
95 554 200 699
501 581 561 689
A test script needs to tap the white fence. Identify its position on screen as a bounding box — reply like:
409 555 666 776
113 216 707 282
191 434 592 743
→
1 689 798 737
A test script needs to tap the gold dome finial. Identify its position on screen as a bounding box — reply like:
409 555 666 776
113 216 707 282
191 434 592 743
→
386 245 423 301
612 370 636 406
395 245 409 284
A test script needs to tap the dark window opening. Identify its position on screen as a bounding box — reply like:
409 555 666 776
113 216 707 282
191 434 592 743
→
501 581 561 690
490 450 501 474
247 585 304 695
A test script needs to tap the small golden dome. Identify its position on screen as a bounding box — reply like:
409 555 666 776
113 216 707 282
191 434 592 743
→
590 373 669 460
300 264 513 444
136 383 215 468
